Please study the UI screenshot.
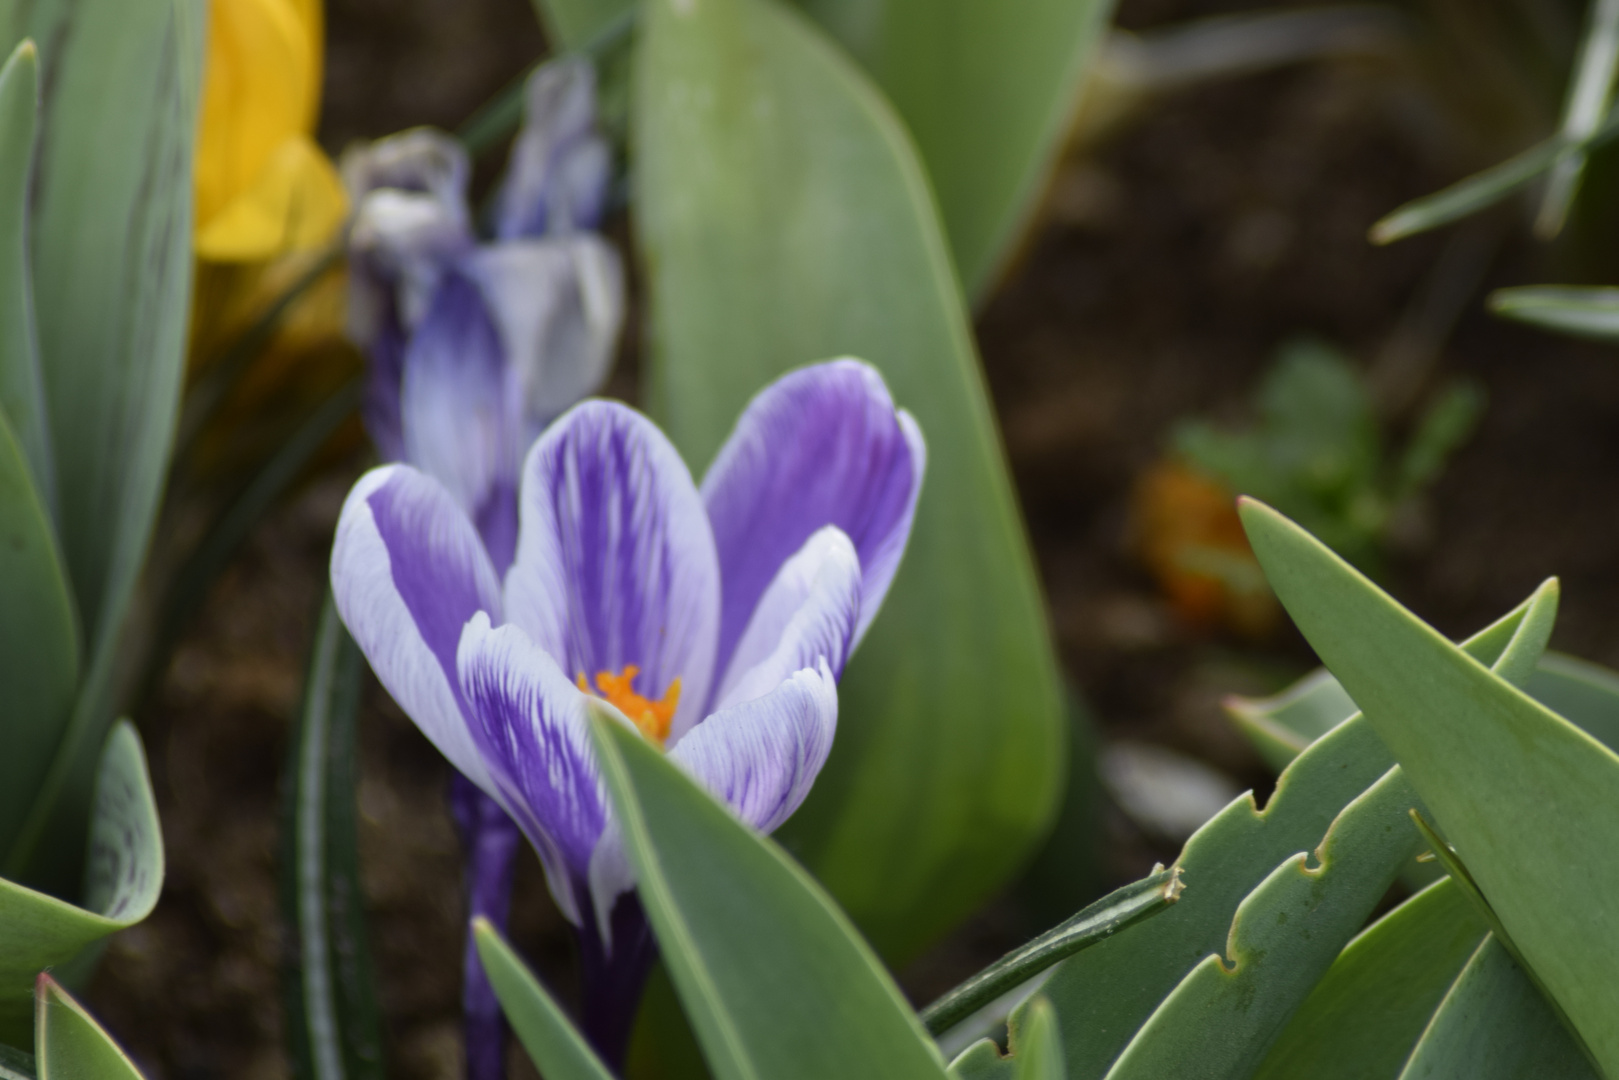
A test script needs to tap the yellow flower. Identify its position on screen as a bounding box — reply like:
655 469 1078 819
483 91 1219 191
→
193 0 347 261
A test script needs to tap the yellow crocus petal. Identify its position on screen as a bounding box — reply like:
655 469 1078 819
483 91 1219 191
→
195 0 315 231
195 135 348 261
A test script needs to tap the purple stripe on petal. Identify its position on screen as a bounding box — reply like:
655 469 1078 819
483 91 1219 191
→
700 359 925 682
400 267 524 572
712 526 861 713
505 401 721 737
456 614 609 926
331 465 503 791
497 58 612 239
667 662 838 836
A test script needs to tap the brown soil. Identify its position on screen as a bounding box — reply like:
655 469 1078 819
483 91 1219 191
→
87 0 1619 1076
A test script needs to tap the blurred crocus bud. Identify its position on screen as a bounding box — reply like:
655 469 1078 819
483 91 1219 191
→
496 57 613 239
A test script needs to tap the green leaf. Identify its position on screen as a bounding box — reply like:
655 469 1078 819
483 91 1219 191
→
0 0 204 890
34 975 143 1080
0 41 51 507
1008 997 1062 1080
1105 765 1426 1080
1390 380 1485 505
588 706 949 1080
1488 286 1619 343
1030 583 1554 1080
1396 937 1597 1080
1225 668 1356 771
635 0 1063 959
1533 0 1619 238
0 723 161 1045
0 1043 33 1080
790 0 1115 297
1239 498 1619 1076
0 386 78 853
1370 137 1568 245
1252 877 1488 1080
948 1041 1014 1080
474 917 614 1080
281 595 383 1080
921 866 1180 1037
1523 652 1619 752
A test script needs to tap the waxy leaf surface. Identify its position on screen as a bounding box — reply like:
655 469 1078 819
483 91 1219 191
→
1241 499 1619 1075
635 0 1063 958
0 725 162 1045
474 918 614 1080
35 976 142 1080
590 709 949 1080
0 0 202 891
0 40 50 502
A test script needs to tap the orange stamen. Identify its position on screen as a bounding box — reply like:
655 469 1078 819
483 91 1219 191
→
575 664 681 745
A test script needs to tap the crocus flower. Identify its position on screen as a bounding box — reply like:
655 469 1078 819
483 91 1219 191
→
341 58 627 1080
331 359 924 1066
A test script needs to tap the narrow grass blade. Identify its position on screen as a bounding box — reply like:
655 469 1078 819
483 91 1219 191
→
1536 0 1619 237
282 594 383 1080
1489 286 1619 343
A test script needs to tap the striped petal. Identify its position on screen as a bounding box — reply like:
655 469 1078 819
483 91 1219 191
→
711 526 861 714
505 401 721 737
330 465 503 792
701 359 925 680
457 614 617 926
668 662 839 835
496 57 611 238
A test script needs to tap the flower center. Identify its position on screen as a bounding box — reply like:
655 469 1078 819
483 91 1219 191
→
576 664 681 745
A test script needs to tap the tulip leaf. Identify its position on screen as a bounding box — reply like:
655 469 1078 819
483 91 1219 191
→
34 975 143 1080
788 0 1113 298
1522 652 1619 751
0 41 50 505
0 0 203 890
1008 996 1063 1080
1239 498 1619 1076
0 1044 32 1080
588 706 950 1080
948 1041 1014 1080
0 389 78 854
1105 765 1425 1080
473 917 615 1080
635 0 1064 960
1225 667 1356 771
0 723 161 1045
1396 937 1597 1080
281 596 384 1080
1488 286 1619 343
1027 582 1554 1080
1252 877 1487 1080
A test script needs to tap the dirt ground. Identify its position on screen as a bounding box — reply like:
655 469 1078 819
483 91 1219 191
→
85 0 1619 1076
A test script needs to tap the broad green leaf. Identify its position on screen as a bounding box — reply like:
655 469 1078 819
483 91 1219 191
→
588 707 949 1080
1396 937 1596 1080
0 0 204 891
948 1041 1014 1080
1252 877 1487 1080
1523 652 1619 751
0 393 78 852
790 0 1114 297
0 41 50 505
0 724 161 1045
34 976 142 1080
1488 286 1619 343
528 0 631 50
282 596 383 1080
635 0 1063 959
474 917 614 1080
921 866 1180 1037
1106 766 1425 1080
1240 498 1619 1075
1534 0 1619 237
1029 584 1554 1080
0 1043 31 1080
1009 997 1062 1080
1225 667 1355 771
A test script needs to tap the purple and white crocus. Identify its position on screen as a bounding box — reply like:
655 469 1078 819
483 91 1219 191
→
341 57 625 1080
330 360 924 1066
